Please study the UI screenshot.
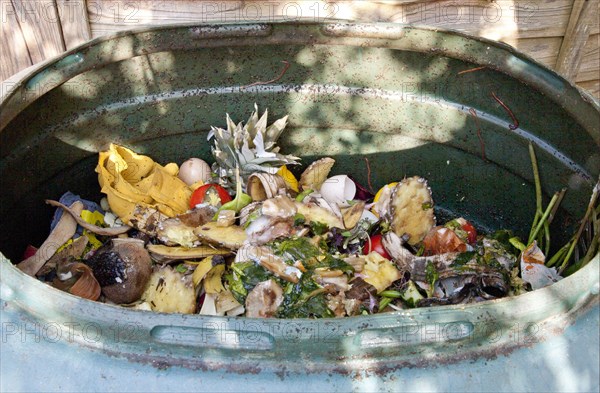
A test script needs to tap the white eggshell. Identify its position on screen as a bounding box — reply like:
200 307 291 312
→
178 158 212 186
360 209 379 224
319 175 356 207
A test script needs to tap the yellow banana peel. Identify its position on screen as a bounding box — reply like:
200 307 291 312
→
277 165 299 192
163 162 179 177
148 166 192 216
96 144 192 225
109 144 155 183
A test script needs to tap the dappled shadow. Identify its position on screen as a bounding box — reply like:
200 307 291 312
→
0 21 599 390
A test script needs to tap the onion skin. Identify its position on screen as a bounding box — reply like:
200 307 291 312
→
178 158 212 186
422 226 467 256
69 263 102 301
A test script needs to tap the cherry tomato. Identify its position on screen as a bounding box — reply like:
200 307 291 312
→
189 184 232 209
461 221 477 244
363 234 392 260
22 245 37 261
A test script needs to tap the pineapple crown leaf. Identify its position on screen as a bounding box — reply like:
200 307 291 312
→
207 104 300 192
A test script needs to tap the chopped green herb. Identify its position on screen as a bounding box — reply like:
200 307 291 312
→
225 272 247 303
295 189 313 202
401 281 424 308
316 255 354 275
425 261 439 297
293 213 306 226
274 237 321 263
310 221 329 235
227 261 273 304
451 251 476 267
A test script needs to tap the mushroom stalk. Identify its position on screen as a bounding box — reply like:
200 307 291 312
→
18 201 84 276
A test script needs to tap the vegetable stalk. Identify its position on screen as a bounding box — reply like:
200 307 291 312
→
528 191 560 246
558 180 599 273
527 142 555 255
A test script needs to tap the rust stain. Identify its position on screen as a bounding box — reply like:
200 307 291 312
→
91 298 600 378
241 60 291 90
491 92 519 130
457 66 487 75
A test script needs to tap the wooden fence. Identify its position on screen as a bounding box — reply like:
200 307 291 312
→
1 0 598 97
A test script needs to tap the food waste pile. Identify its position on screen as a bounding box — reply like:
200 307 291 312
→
16 106 599 318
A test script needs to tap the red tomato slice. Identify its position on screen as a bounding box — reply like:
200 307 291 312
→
189 184 232 209
461 221 477 244
363 234 392 260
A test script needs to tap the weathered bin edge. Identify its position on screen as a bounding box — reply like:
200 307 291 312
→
1 253 598 373
1 21 599 133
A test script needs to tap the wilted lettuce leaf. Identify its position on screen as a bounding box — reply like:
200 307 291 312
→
273 237 320 263
277 276 333 318
228 261 273 304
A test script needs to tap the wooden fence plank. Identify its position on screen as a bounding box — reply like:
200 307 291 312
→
1 0 597 97
513 37 563 69
560 0 586 41
56 0 92 49
575 33 599 82
555 0 597 79
87 0 575 40
347 0 574 38
87 0 250 37
10 0 66 64
0 0 33 81
577 80 599 98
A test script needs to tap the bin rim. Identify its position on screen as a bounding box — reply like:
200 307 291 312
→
1 20 599 130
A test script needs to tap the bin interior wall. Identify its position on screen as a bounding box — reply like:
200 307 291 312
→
1 43 597 261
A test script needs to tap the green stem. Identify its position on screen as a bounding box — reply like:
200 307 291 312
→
579 234 599 268
546 243 569 267
544 188 566 256
536 227 544 248
558 180 599 273
548 188 567 226
528 143 543 240
537 188 567 263
543 221 551 256
378 297 392 311
529 212 541 244
528 192 560 245
295 189 313 202
574 208 600 271
379 290 403 298
529 143 543 212
509 237 527 251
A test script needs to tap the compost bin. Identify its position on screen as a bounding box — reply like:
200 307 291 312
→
1 21 598 392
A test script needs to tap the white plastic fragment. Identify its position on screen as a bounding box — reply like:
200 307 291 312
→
520 241 562 290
